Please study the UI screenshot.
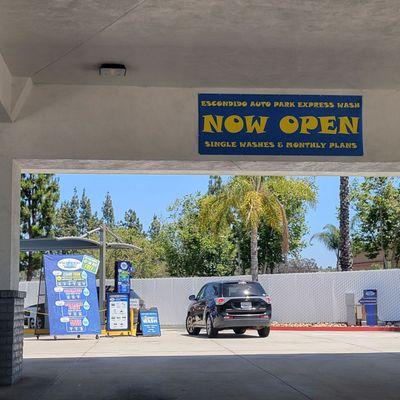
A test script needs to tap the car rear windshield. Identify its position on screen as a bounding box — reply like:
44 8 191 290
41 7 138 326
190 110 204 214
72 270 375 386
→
222 282 266 297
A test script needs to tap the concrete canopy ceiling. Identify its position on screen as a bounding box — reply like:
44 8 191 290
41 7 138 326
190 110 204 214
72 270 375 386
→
1 0 400 88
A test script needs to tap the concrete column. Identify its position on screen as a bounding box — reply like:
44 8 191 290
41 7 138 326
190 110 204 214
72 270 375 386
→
0 157 20 290
0 290 25 385
0 157 24 385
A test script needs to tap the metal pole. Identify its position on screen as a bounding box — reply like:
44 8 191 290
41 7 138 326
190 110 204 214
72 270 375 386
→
80 227 101 238
99 224 107 326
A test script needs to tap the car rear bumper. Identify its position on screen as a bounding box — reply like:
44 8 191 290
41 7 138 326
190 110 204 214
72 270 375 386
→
213 314 271 329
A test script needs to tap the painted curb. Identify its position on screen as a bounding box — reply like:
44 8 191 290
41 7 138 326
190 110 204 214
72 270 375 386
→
271 326 400 332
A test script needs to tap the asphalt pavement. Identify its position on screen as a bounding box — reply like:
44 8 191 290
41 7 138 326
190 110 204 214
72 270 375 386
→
1 329 400 400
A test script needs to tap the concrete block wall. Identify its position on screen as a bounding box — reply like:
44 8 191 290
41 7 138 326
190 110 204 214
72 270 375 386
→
0 290 25 385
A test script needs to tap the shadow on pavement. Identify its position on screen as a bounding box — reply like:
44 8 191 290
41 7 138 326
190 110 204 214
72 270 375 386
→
1 352 400 400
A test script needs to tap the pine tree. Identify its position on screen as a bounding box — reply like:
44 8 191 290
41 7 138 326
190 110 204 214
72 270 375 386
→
102 192 115 226
122 209 143 233
78 189 97 234
208 175 223 195
148 215 162 239
20 174 60 280
55 188 79 237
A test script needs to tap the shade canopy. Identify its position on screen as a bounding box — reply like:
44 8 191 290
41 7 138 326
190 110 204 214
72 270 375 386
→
20 237 141 252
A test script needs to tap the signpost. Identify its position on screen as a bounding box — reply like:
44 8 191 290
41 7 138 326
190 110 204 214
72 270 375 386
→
139 308 161 336
198 93 363 156
44 254 100 337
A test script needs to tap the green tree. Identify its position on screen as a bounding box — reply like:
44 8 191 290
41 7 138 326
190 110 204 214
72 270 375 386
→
102 192 115 227
339 177 351 271
20 174 60 280
55 188 79 237
148 215 162 239
121 209 143 234
78 189 98 234
232 177 316 274
311 224 341 270
106 226 166 278
263 177 316 271
351 177 400 268
278 257 319 274
162 195 237 277
208 175 223 195
200 176 291 282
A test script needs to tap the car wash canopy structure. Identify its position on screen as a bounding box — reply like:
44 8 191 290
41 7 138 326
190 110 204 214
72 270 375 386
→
20 224 142 318
1 0 400 386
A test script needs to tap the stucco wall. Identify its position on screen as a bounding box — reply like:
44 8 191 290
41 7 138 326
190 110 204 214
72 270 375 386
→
1 85 400 173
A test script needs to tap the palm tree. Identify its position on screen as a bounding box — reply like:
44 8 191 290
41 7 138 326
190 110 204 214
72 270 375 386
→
310 224 341 270
199 176 289 282
339 176 352 271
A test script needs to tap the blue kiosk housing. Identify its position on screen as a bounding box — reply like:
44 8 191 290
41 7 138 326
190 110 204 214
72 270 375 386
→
359 289 378 326
115 261 133 294
106 261 134 331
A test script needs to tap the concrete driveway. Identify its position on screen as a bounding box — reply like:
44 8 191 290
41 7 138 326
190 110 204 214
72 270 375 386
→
1 329 400 400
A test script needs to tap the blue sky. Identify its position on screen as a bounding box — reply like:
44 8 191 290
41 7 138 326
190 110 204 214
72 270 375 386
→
56 174 342 268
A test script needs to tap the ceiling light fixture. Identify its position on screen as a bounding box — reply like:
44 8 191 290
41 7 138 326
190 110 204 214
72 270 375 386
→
99 63 127 77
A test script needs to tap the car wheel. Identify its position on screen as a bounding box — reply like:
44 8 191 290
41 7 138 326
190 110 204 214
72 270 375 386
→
233 328 246 335
257 326 270 337
186 315 201 335
206 314 218 338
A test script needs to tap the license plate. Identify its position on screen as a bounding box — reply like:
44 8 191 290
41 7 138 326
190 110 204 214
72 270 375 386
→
241 301 252 310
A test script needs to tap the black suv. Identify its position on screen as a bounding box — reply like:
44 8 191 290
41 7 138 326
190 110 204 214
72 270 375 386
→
186 280 271 338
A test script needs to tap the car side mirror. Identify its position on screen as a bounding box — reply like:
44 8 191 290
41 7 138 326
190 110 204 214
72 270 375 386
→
189 295 196 301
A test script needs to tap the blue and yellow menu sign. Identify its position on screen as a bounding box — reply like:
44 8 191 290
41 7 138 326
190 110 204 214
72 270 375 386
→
198 94 363 156
44 254 100 336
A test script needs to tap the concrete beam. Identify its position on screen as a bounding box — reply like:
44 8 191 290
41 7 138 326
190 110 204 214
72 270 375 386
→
0 53 32 122
15 159 400 177
10 77 33 122
0 158 21 291
0 53 12 122
2 85 400 174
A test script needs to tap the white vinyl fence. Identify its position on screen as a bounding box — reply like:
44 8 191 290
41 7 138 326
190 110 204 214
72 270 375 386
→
20 269 400 325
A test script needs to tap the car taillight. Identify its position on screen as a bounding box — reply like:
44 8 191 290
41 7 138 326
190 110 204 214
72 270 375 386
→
263 296 271 304
215 297 225 304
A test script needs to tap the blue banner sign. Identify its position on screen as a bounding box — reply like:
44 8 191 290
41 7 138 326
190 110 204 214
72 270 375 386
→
198 94 363 156
107 293 130 331
139 308 161 336
44 254 100 336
